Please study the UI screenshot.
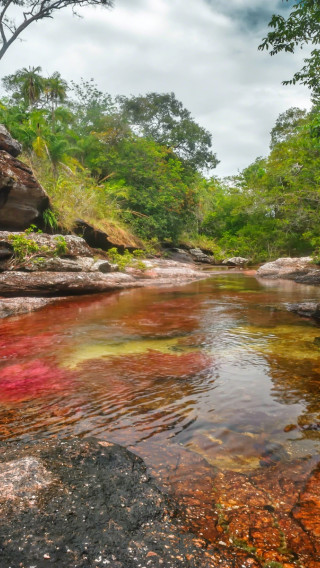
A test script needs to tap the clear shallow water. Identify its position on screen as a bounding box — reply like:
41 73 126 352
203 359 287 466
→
1 274 320 548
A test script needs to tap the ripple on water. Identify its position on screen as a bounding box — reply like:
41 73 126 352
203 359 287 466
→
0 275 320 562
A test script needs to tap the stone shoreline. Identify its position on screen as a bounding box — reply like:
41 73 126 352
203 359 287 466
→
0 230 213 318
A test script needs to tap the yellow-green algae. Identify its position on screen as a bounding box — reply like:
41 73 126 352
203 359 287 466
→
233 324 320 360
61 336 201 369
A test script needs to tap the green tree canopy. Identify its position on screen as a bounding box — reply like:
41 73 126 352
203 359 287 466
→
117 92 219 172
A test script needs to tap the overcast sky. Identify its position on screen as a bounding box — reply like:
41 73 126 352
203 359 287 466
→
0 0 311 177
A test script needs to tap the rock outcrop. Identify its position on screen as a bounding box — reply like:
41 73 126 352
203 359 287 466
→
0 297 68 319
189 247 215 264
257 257 313 278
257 257 320 285
0 152 49 230
0 124 22 157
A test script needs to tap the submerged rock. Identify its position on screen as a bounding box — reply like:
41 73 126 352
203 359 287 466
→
287 301 320 320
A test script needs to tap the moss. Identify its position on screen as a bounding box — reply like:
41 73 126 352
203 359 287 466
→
232 537 256 555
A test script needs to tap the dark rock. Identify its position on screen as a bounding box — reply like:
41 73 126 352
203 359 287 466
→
0 240 13 259
92 259 115 273
75 219 142 253
291 270 320 285
165 248 194 264
0 437 250 568
0 151 49 230
0 125 22 157
287 302 320 320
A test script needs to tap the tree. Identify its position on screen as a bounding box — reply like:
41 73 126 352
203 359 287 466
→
117 92 219 172
2 65 45 108
0 0 114 61
259 0 320 94
44 72 68 113
105 136 198 241
269 107 308 149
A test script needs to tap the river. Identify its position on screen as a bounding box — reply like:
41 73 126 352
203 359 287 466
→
1 272 320 564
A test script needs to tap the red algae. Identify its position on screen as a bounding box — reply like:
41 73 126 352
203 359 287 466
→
0 360 74 403
0 333 55 360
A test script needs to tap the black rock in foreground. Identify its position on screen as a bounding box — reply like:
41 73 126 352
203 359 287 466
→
0 437 261 568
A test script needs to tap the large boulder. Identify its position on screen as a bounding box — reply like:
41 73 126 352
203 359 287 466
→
0 125 22 157
222 256 249 266
257 257 313 278
0 152 49 230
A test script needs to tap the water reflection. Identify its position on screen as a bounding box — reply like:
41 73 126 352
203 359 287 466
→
0 275 320 469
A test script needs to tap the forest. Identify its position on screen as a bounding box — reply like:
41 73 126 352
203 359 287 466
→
1 65 320 262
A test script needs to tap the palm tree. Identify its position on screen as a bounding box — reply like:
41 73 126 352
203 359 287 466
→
2 66 45 108
44 72 68 113
44 72 69 129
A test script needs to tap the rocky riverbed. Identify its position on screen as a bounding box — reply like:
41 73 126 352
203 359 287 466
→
0 437 263 568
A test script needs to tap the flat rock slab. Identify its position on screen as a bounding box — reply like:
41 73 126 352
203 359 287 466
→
0 271 139 296
0 296 68 318
0 438 259 568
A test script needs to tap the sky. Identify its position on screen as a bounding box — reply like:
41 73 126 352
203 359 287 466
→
0 0 312 177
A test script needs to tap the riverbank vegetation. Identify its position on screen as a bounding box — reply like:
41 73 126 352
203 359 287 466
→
1 66 320 262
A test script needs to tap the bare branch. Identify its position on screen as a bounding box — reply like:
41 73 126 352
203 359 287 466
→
0 0 114 60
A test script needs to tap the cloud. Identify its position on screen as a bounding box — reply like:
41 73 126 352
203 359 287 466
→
0 0 311 176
